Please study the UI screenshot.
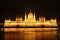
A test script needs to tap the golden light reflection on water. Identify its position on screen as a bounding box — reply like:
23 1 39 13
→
4 28 58 32
4 28 58 40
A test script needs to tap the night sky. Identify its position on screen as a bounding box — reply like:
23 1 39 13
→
0 0 60 22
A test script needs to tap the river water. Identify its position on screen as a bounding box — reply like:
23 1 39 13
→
4 28 58 40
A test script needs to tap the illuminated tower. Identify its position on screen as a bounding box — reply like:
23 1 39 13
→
25 12 27 21
34 12 36 21
4 18 11 26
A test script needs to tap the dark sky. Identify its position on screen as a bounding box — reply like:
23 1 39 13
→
0 0 59 22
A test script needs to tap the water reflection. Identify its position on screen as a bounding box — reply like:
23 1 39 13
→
4 28 58 40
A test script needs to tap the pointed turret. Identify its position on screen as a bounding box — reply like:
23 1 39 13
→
25 12 27 21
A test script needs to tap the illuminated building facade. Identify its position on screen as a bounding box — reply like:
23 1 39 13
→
4 10 57 27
